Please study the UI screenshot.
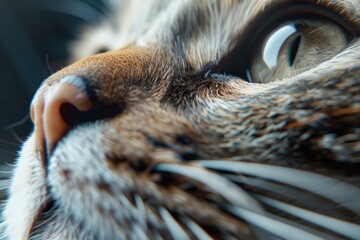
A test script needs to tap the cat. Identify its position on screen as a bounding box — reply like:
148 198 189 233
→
2 0 360 239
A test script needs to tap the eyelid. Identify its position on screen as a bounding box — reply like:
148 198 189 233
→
211 2 359 78
275 3 360 35
254 1 360 34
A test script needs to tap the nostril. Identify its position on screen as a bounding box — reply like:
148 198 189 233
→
60 101 123 126
31 75 123 161
31 76 125 161
60 102 88 126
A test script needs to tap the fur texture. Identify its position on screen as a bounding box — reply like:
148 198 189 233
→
2 0 360 239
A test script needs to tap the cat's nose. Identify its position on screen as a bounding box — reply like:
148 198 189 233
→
30 76 93 157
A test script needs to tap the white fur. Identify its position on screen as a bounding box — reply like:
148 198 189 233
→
3 136 47 240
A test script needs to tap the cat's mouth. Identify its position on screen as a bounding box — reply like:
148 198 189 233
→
27 151 58 238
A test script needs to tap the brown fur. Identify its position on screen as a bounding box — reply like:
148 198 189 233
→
3 0 360 239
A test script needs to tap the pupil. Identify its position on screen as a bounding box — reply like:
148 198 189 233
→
288 35 301 66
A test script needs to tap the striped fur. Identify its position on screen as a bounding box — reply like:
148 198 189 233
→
2 0 360 239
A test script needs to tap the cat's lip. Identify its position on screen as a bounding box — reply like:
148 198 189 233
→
27 147 57 238
25 136 54 238
3 134 50 239
26 174 53 239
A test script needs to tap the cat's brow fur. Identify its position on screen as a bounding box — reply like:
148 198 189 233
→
2 0 360 239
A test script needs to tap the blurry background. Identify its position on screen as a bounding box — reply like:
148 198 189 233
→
0 0 111 196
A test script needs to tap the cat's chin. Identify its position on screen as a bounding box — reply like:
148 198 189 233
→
3 125 119 239
23 123 138 239
3 135 48 240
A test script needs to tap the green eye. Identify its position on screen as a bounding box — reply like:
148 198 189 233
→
247 19 349 83
212 5 357 84
247 23 301 82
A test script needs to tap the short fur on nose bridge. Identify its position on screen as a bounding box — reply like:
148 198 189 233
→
31 76 93 156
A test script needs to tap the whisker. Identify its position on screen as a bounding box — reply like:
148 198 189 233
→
0 139 21 147
196 161 360 214
182 217 214 240
159 207 190 240
0 149 16 156
4 114 30 132
9 130 25 144
223 174 329 211
45 53 54 74
0 180 11 190
0 222 8 240
134 194 147 232
227 206 324 240
256 195 360 240
252 205 340 240
0 165 14 175
155 163 263 213
131 224 148 240
223 173 303 197
118 194 137 221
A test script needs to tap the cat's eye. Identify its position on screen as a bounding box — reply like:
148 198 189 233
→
213 7 357 84
247 19 349 83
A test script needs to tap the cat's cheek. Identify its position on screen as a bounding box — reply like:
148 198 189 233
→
3 134 48 240
46 125 140 237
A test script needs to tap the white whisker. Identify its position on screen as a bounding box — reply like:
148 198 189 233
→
223 174 321 206
256 195 360 240
134 194 147 232
0 180 11 190
183 217 214 240
196 161 360 214
131 224 148 240
159 207 190 240
227 206 324 240
118 194 137 221
155 163 263 213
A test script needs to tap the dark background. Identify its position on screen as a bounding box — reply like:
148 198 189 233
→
0 0 110 167
0 0 111 201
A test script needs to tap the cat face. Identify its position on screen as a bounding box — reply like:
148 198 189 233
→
3 0 360 239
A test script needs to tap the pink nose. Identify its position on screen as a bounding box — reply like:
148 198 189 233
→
31 76 93 159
